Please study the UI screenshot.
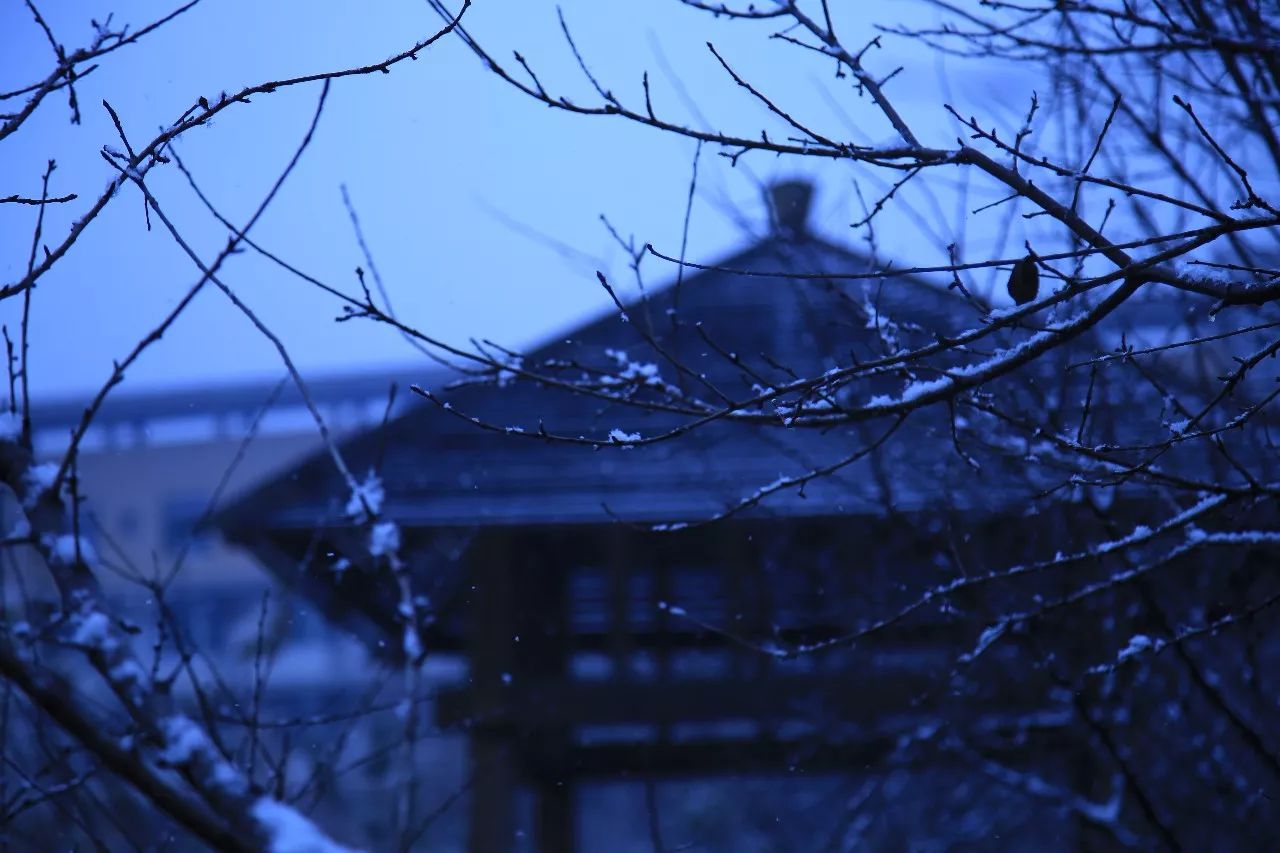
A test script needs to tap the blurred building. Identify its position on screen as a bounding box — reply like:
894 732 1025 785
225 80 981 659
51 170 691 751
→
220 181 1161 852
20 372 422 699
11 182 1275 851
1 369 485 847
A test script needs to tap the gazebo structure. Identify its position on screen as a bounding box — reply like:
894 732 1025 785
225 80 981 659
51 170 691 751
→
220 183 1276 850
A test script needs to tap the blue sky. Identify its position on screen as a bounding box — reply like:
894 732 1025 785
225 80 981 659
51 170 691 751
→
0 1 1024 401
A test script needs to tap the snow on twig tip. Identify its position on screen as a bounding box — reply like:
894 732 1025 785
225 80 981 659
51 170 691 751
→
251 796 360 853
345 471 385 522
368 521 400 557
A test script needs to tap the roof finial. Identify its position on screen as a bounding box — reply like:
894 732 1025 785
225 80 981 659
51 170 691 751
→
767 179 813 237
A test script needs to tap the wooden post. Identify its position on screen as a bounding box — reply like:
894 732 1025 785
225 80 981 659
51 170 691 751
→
516 531 575 853
468 735 516 853
533 775 574 853
467 531 517 853
608 528 634 680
